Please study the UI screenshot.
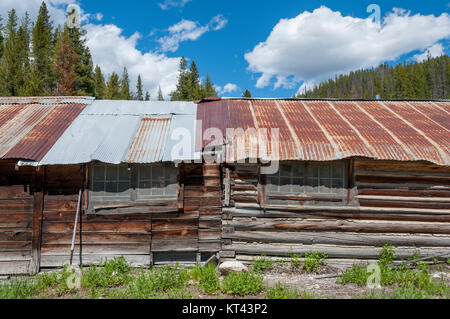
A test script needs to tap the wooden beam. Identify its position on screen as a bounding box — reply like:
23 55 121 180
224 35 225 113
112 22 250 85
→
30 168 44 275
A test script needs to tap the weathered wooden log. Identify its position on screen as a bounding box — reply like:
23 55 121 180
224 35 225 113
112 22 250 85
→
233 204 450 216
223 207 450 222
224 231 450 247
225 219 450 235
223 244 450 260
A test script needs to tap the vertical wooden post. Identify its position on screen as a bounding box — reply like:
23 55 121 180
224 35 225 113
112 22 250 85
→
224 167 231 207
347 158 354 205
30 168 44 275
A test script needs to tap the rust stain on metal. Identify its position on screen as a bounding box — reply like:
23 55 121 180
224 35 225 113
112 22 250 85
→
334 101 412 161
408 102 450 131
0 104 55 158
126 117 171 163
197 99 450 166
4 103 87 161
278 101 336 161
0 104 26 128
356 101 443 165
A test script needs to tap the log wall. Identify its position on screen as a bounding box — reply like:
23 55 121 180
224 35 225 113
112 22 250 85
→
0 162 222 274
0 162 34 274
221 159 450 264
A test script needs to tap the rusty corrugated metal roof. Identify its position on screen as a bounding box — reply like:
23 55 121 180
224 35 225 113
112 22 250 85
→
125 117 172 163
197 99 450 166
0 97 93 162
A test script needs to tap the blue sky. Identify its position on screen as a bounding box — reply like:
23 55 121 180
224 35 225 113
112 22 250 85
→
1 0 449 98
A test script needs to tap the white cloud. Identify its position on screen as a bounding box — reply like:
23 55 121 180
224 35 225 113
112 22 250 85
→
85 24 181 98
215 83 239 95
413 43 445 62
0 0 75 25
158 0 191 11
0 0 182 98
245 6 450 90
157 14 228 52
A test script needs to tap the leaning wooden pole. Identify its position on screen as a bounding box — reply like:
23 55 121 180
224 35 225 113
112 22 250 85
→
70 189 83 265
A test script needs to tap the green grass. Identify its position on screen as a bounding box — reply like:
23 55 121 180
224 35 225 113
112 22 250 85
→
252 255 274 273
190 263 220 294
341 244 450 299
302 251 328 273
221 271 264 297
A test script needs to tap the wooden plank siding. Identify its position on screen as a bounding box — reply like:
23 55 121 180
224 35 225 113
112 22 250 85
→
221 159 450 263
0 161 222 273
0 161 34 274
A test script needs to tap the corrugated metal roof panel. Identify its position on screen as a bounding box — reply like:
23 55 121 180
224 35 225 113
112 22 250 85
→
125 117 171 163
0 104 55 158
40 100 198 165
198 99 450 166
4 103 87 161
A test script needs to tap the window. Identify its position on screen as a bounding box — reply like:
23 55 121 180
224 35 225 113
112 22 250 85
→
89 163 179 208
266 161 347 206
137 164 178 200
91 164 131 204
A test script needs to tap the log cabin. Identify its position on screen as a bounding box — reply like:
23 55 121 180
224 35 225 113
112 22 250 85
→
196 98 450 266
0 97 220 275
0 96 449 275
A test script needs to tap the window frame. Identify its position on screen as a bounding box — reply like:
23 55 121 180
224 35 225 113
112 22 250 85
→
264 161 348 206
88 163 179 212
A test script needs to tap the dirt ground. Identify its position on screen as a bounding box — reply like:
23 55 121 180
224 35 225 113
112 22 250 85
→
261 263 450 299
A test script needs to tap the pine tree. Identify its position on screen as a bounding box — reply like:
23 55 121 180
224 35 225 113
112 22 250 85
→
68 26 95 96
203 73 217 97
0 9 25 96
93 65 105 99
157 86 164 101
119 67 131 100
105 72 121 99
135 74 144 100
170 56 190 101
188 61 202 100
54 28 76 95
0 15 4 60
242 89 252 98
31 2 54 95
145 91 150 101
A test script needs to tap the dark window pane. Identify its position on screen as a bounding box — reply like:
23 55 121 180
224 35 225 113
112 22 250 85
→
93 166 104 181
279 177 291 193
106 166 117 181
332 179 344 191
280 165 291 177
118 182 130 194
119 166 131 180
320 165 331 179
92 182 104 193
308 165 319 179
139 166 151 180
105 182 117 194
332 165 344 179
292 165 304 178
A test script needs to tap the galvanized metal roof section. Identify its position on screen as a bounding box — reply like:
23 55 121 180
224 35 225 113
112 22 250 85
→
197 99 450 166
0 97 93 161
40 100 198 165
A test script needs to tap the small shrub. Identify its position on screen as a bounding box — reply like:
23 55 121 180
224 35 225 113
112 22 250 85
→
302 251 328 273
0 277 38 299
128 266 189 299
221 272 264 296
266 283 299 299
35 271 59 291
290 253 300 269
340 264 371 286
82 257 133 289
253 255 274 273
191 264 220 294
